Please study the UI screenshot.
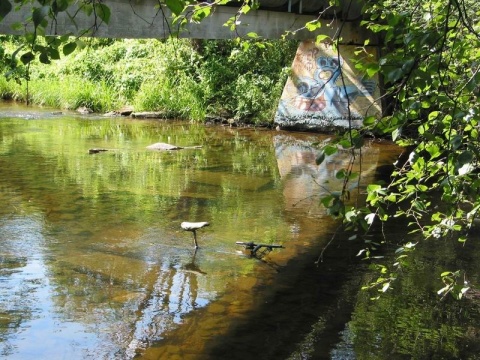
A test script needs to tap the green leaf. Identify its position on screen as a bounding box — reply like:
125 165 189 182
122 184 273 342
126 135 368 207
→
315 34 329 43
0 0 12 21
402 58 415 72
367 184 382 192
363 116 376 126
39 51 50 64
63 42 77 56
320 195 334 207
335 169 346 179
192 6 211 22
428 111 440 121
49 48 60 60
53 0 69 13
323 144 337 156
306 20 321 31
386 68 403 83
20 51 35 65
94 3 111 24
82 3 93 17
32 5 50 28
457 151 473 175
315 151 325 165
425 143 440 159
366 63 380 77
165 0 185 15
450 135 462 150
339 139 351 148
457 151 473 165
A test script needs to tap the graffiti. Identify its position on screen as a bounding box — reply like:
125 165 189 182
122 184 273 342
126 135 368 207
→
294 56 376 116
275 41 382 130
299 47 319 72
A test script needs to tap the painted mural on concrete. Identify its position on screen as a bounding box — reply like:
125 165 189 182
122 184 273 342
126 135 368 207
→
275 41 382 130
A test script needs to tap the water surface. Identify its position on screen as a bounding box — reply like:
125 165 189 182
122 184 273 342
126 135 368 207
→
6 102 474 360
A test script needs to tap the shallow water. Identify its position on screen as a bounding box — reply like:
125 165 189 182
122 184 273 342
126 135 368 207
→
5 102 463 360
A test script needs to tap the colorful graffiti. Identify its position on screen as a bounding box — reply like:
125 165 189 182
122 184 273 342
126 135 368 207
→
275 41 382 130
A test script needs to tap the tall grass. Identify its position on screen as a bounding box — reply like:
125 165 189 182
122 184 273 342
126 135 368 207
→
0 76 24 101
27 77 119 111
134 76 206 121
0 38 297 123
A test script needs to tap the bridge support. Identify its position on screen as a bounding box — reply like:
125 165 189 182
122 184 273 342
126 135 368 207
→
275 41 382 131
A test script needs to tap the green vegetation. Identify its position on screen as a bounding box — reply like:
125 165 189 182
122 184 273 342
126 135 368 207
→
321 0 480 299
0 36 296 124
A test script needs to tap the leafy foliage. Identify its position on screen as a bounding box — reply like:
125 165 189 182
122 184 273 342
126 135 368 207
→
315 0 480 298
0 37 296 119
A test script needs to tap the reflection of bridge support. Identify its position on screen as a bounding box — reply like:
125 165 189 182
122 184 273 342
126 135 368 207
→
274 134 380 214
275 41 382 131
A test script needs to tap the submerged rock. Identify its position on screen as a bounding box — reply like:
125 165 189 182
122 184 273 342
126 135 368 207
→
146 143 184 151
146 143 202 151
89 148 108 154
77 106 93 114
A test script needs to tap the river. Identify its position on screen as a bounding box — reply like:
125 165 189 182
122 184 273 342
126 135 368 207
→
0 102 479 359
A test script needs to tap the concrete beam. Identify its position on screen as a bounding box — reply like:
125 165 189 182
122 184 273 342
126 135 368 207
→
0 0 373 43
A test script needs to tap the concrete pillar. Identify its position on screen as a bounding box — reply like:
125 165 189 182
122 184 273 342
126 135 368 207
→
275 40 382 131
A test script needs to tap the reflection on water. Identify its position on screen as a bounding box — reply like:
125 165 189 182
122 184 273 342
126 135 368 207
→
7 102 471 359
275 135 380 216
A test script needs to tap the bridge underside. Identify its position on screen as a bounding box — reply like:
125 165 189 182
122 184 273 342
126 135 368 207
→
229 0 363 18
0 0 370 42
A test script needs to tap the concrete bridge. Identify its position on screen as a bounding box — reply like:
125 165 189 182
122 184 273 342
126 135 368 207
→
0 0 381 131
0 0 369 42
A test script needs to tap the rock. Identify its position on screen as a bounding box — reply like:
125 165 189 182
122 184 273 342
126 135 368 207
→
89 148 108 154
146 143 203 151
77 106 93 114
131 111 168 119
204 114 227 124
146 143 184 151
104 106 134 117
226 118 237 127
181 222 210 231
118 106 134 116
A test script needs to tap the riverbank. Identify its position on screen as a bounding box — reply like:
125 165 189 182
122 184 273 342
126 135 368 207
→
0 37 297 126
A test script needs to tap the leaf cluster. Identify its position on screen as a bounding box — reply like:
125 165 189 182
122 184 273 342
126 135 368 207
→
319 0 480 299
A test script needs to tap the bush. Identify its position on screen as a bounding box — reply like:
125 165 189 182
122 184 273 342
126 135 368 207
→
0 37 297 123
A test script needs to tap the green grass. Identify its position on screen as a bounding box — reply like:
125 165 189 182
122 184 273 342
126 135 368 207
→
1 38 297 123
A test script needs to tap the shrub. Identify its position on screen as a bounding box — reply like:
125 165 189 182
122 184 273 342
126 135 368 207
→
0 37 297 123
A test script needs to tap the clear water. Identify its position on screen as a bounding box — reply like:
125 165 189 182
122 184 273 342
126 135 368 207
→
4 102 453 360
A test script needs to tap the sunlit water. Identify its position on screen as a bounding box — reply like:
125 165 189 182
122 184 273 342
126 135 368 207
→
3 102 478 360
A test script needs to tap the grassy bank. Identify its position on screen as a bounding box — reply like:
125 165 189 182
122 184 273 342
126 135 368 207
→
0 37 297 125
